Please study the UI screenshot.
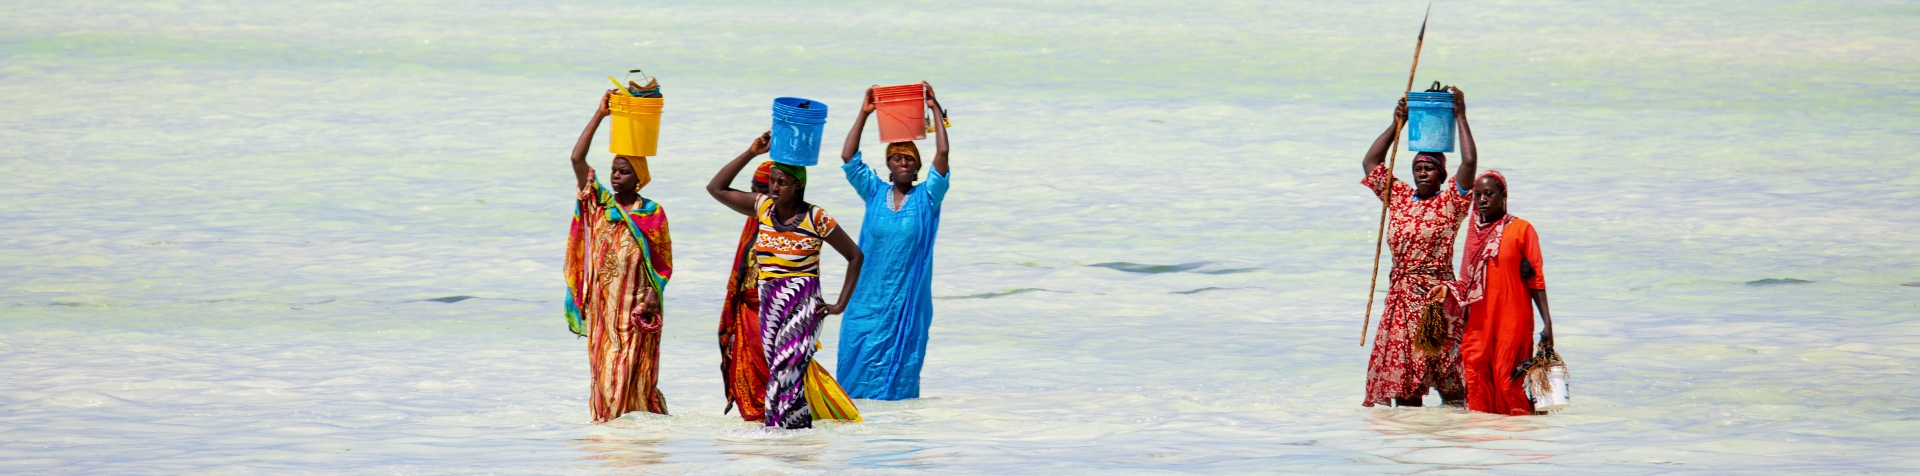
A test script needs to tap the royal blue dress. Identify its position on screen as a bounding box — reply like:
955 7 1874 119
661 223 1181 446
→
837 152 950 400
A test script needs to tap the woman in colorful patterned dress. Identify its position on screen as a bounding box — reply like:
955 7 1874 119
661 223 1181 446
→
707 132 864 430
564 91 673 422
1359 87 1477 407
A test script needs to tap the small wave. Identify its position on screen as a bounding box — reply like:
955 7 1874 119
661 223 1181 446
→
1089 262 1209 274
1173 287 1228 295
720 427 818 440
937 288 1054 300
1745 278 1813 286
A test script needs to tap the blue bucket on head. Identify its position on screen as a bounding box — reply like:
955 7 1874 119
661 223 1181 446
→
1405 91 1456 153
769 97 829 166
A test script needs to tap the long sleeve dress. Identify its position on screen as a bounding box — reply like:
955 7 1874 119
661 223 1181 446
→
1457 217 1546 415
564 169 672 422
836 153 951 400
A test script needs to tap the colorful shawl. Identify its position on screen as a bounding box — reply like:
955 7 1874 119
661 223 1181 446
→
565 175 671 337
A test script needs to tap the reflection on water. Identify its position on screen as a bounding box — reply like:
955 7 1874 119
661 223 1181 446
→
2 0 1918 473
571 433 669 468
1365 408 1557 468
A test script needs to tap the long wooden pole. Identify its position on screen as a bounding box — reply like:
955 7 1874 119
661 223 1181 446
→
1361 4 1432 346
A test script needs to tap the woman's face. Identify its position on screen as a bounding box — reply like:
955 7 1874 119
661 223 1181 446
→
1473 176 1507 223
610 156 640 194
768 169 804 207
887 153 922 186
1412 160 1446 191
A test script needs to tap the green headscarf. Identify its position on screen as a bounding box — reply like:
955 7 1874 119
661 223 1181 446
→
769 162 807 187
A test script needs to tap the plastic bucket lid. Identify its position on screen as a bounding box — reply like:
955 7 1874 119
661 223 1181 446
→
1407 92 1455 106
772 97 828 124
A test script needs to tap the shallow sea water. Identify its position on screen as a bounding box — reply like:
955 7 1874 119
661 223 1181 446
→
3 0 1919 473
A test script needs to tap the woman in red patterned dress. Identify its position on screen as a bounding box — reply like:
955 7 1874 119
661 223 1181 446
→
1360 88 1477 407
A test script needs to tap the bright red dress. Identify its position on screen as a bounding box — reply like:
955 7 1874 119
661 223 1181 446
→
1361 163 1471 406
1461 218 1546 415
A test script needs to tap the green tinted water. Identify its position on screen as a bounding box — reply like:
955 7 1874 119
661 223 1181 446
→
2 0 1917 473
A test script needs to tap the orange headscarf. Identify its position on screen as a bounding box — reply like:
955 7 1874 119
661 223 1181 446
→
885 141 920 161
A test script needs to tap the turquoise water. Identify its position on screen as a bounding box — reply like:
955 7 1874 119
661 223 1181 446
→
3 0 1918 473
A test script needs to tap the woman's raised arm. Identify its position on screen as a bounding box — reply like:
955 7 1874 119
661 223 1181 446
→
1362 97 1408 174
708 131 771 216
927 82 950 176
570 91 614 191
841 86 875 163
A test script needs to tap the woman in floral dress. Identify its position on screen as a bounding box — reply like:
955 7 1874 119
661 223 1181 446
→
1359 88 1477 407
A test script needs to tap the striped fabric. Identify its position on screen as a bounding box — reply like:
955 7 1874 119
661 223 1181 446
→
564 169 672 423
752 195 838 280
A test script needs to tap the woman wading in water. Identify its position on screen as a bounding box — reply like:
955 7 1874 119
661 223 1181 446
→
1440 170 1557 415
564 91 673 422
1360 87 1477 407
833 83 952 400
707 132 864 430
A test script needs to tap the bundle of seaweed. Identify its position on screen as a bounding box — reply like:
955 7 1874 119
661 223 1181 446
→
1517 345 1567 408
1414 286 1450 357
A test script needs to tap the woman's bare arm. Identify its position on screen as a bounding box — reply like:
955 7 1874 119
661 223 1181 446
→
707 132 771 216
1363 98 1408 173
1450 86 1477 185
927 82 950 176
819 227 863 315
1533 289 1554 350
841 87 875 163
570 91 614 190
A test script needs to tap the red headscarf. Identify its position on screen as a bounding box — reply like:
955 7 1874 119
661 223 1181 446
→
751 161 774 188
1444 170 1509 308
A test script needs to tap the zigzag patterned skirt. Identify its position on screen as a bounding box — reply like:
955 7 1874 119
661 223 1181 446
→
759 276 820 429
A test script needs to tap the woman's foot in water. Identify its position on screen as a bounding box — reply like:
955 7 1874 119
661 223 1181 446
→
1393 397 1424 407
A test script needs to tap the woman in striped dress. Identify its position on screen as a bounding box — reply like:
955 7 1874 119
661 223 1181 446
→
564 91 672 422
707 132 865 430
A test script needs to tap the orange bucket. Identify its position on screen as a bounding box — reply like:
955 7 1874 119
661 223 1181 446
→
871 83 926 143
606 94 663 157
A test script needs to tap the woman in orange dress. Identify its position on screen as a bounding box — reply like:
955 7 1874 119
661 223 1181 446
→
1441 170 1557 416
717 162 774 421
563 91 672 422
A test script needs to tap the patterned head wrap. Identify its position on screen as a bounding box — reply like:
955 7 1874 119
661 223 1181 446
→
751 161 774 188
1412 151 1446 169
885 141 920 161
769 162 807 187
1476 169 1507 192
616 156 651 190
1442 169 1513 309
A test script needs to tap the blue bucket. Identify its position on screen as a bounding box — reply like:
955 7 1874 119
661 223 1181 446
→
1405 91 1455 153
769 97 829 166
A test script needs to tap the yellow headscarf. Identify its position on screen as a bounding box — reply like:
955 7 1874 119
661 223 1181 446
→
616 156 651 190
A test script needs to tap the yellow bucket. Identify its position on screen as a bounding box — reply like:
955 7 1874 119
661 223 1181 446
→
607 95 663 157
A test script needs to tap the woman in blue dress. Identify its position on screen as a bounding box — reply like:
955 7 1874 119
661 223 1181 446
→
833 82 951 400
